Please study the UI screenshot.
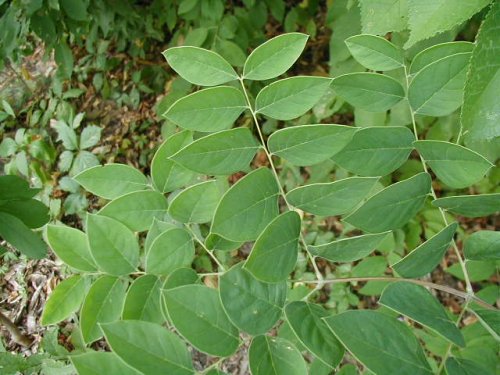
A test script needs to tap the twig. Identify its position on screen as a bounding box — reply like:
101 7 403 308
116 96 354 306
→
0 310 32 347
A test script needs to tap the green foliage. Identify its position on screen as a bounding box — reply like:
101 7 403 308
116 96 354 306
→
33 3 499 373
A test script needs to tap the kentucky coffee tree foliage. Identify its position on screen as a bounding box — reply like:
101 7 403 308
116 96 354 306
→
41 2 499 374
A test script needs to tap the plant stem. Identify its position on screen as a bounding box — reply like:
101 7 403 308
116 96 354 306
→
436 301 469 374
292 276 495 310
184 225 225 271
238 78 324 294
403 66 473 295
0 310 32 347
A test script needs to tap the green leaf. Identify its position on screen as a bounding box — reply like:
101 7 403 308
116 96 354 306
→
445 357 490 375
462 1 500 144
409 41 474 74
98 190 168 231
80 125 101 149
344 173 431 233
309 232 390 263
60 0 88 21
249 335 307 375
164 267 199 290
267 124 355 166
151 131 198 193
285 301 344 368
54 41 74 78
168 180 223 223
0 199 49 228
324 310 432 374
80 276 128 344
432 194 500 217
0 175 39 200
163 86 247 132
414 141 493 188
205 233 243 252
470 308 500 340
211 168 279 242
464 231 500 261
145 228 195 275
255 76 332 120
74 164 149 200
163 285 239 357
287 177 379 216
219 263 286 335
163 46 238 86
332 126 414 176
392 222 458 278
408 52 471 116
405 0 491 48
86 214 139 276
71 352 141 375
244 211 301 282
170 128 259 175
0 212 46 258
243 32 308 80
345 34 404 71
122 275 164 324
144 218 176 254
330 73 405 112
359 0 408 35
380 282 465 346
101 321 194 375
41 275 88 326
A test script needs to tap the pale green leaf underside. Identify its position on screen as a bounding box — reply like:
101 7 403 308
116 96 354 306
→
405 0 491 48
309 232 390 263
101 320 194 375
380 282 465 346
171 128 259 175
414 140 493 188
211 168 280 242
249 335 307 375
285 301 344 368
345 34 404 71
163 86 247 132
86 214 139 276
324 310 432 375
168 180 223 223
408 52 472 116
409 41 474 74
344 172 431 233
330 72 405 112
255 76 332 120
463 231 500 261
243 32 308 80
432 194 500 217
163 285 239 357
462 1 500 143
74 164 149 200
41 275 87 325
287 177 379 216
267 124 355 166
392 222 458 278
98 190 169 232
219 263 286 335
163 46 238 86
332 126 414 177
244 211 301 282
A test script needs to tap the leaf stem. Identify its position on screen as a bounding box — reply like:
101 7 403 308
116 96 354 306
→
291 276 494 310
237 77 324 294
403 66 473 295
184 225 225 271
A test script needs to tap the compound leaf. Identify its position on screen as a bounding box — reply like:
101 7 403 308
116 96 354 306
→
163 285 240 357
244 211 301 282
332 127 414 176
345 34 404 71
211 168 279 242
287 177 379 216
267 124 355 166
163 46 238 86
344 173 431 233
432 194 500 217
255 76 331 120
243 33 308 80
219 263 286 335
330 73 405 112
380 282 465 346
171 128 259 175
163 86 247 132
324 310 432 374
